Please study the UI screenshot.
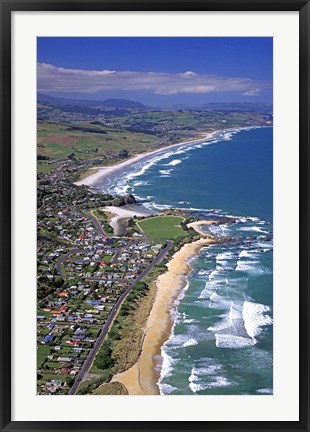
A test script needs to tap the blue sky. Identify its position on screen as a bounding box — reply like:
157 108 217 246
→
37 37 273 106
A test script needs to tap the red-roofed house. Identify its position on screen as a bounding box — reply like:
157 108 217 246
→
70 340 80 347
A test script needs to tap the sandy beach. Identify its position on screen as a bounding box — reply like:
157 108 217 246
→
103 206 150 236
75 131 219 188
112 232 219 395
187 220 218 236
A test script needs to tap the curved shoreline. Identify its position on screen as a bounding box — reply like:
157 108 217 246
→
75 131 219 188
74 127 266 191
187 220 218 236
112 233 220 395
103 205 150 236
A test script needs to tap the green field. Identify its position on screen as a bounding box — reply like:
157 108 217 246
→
92 381 128 395
137 216 187 240
111 110 270 134
37 309 51 318
37 121 158 160
102 255 112 262
37 160 59 173
37 345 50 367
37 106 271 164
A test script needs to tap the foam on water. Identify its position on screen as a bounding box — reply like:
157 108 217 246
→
100 127 267 205
209 269 221 280
189 364 233 393
198 278 227 299
159 383 178 395
239 249 260 258
256 388 273 394
255 241 273 249
158 278 193 386
132 180 149 187
235 260 269 275
180 312 199 325
208 302 242 332
183 338 198 347
208 316 232 332
208 292 235 310
197 269 210 276
248 216 261 222
126 127 273 394
208 225 224 236
242 301 273 339
219 224 231 235
216 251 235 261
159 349 176 379
159 169 172 177
149 202 172 210
173 279 190 306
183 318 197 324
215 334 257 349
105 149 184 195
166 333 194 347
102 129 234 196
167 159 182 166
238 217 248 223
238 226 270 234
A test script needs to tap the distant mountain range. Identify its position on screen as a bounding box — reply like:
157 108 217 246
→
201 102 272 113
160 102 273 113
38 93 147 110
37 93 148 115
38 93 272 114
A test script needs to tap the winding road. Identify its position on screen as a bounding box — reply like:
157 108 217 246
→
56 248 84 278
56 206 109 279
68 240 173 395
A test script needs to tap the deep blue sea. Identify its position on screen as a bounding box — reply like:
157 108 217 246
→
98 127 273 395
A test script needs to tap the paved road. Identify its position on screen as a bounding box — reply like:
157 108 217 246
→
73 207 109 238
56 206 110 278
37 321 102 329
56 248 83 278
68 240 173 395
90 215 107 238
111 246 122 264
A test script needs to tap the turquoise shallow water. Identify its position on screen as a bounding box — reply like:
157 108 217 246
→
97 127 273 395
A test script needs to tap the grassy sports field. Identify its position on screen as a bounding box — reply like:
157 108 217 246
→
137 215 187 240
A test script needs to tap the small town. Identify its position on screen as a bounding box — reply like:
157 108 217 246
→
35 37 274 397
37 159 188 395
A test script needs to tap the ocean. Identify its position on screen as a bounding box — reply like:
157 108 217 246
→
97 126 273 395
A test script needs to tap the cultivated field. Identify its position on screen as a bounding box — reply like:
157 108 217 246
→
37 121 159 160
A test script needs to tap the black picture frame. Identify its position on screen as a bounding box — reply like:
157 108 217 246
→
1 1 309 431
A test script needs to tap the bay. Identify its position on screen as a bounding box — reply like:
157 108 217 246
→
97 127 273 395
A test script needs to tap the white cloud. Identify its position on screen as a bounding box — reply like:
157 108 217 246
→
37 63 269 96
243 88 261 96
183 71 197 77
